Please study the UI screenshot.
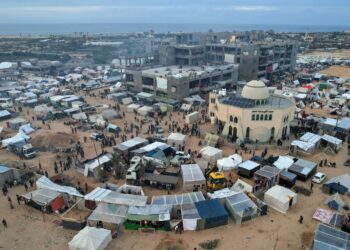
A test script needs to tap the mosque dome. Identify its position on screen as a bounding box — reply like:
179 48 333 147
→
241 80 270 100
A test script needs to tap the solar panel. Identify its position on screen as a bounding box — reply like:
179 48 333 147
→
221 96 255 108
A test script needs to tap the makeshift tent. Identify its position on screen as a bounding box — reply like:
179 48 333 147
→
290 140 315 153
288 159 317 181
36 176 83 197
264 185 297 213
323 174 350 195
279 170 297 188
325 193 346 212
300 132 322 148
273 156 294 170
254 166 281 187
199 146 223 164
88 202 128 226
237 160 260 178
72 112 87 120
22 188 64 213
195 199 228 229
321 134 342 151
84 153 112 178
167 133 186 148
204 133 220 147
68 226 112 250
151 192 205 206
2 132 29 148
225 192 258 224
137 106 153 116
122 97 133 105
125 205 171 231
18 123 35 134
0 165 17 187
232 179 253 193
106 123 120 133
117 184 145 196
313 208 335 224
102 109 119 120
217 154 242 171
313 223 350 250
85 187 112 202
127 103 141 113
181 164 206 191
8 117 27 129
185 111 199 124
336 117 350 133
181 203 201 231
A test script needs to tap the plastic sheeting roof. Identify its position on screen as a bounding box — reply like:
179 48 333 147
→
313 223 350 250
101 192 147 207
254 166 281 179
225 192 257 214
300 132 322 145
88 202 128 225
22 188 60 206
127 205 172 221
322 134 342 146
217 154 242 171
19 123 35 135
115 137 148 151
238 160 260 171
151 192 205 206
85 154 112 172
207 188 239 200
195 199 228 220
290 159 317 176
1 132 29 147
84 187 112 201
291 140 315 152
265 185 297 204
36 176 83 197
232 179 253 193
273 156 294 170
181 164 206 184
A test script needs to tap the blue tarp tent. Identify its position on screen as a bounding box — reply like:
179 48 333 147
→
195 199 228 229
323 174 350 195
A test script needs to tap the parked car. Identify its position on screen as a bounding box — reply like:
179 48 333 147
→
175 151 191 160
312 172 327 184
155 125 164 134
90 132 104 141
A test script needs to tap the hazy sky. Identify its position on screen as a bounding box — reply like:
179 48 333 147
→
0 0 349 26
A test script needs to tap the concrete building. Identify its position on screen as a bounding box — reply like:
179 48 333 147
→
206 41 298 82
208 80 295 143
125 64 239 101
159 45 205 66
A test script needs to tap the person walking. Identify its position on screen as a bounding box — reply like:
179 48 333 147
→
310 182 314 192
299 215 303 224
2 219 7 228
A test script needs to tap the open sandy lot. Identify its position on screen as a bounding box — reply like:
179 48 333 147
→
320 65 350 78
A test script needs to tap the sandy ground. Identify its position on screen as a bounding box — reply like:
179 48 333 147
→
320 65 350 78
0 87 349 250
305 49 350 59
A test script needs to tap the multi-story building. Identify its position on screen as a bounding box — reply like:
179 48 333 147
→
208 80 295 143
125 64 239 101
159 44 205 66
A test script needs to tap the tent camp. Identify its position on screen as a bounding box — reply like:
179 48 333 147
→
321 134 342 152
264 185 297 213
18 123 35 135
279 170 297 188
237 160 260 178
127 103 141 113
272 156 294 170
137 106 153 116
324 193 346 212
181 164 206 191
0 165 19 187
323 174 350 195
167 133 186 148
225 192 258 224
185 111 199 124
217 154 242 171
199 146 223 164
288 159 317 181
232 179 253 193
254 166 281 188
195 199 229 229
181 203 201 231
125 205 172 231
68 226 112 250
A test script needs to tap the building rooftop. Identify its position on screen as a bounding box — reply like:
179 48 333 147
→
141 64 236 79
220 95 293 109
241 80 270 100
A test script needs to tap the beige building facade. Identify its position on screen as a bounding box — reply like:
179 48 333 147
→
208 80 295 143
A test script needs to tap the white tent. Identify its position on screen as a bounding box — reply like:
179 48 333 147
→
232 179 253 193
181 164 206 191
127 103 140 113
273 156 294 170
200 146 223 164
68 226 112 250
167 133 186 148
137 106 152 116
36 176 83 197
264 185 297 213
181 203 200 231
217 154 242 171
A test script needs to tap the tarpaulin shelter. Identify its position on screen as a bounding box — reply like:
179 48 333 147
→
181 164 206 191
1 132 29 148
151 192 205 207
254 166 281 186
300 132 322 148
18 123 35 135
321 134 343 151
185 111 199 124
288 159 317 181
237 160 260 178
127 103 141 113
272 156 294 170
181 203 201 231
125 205 172 231
68 226 112 250
21 188 64 213
207 188 239 201
279 170 297 188
313 223 350 250
167 133 186 148
101 192 147 207
137 106 153 116
323 174 350 195
199 146 223 164
325 193 346 212
88 202 128 228
204 133 220 147
102 109 120 120
264 185 297 213
290 140 315 153
225 192 258 224
195 199 228 229
336 117 350 133
217 154 242 171
36 176 83 197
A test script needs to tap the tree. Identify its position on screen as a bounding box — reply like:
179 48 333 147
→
111 152 127 179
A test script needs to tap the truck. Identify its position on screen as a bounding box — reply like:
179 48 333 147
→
8 143 37 159
126 155 167 182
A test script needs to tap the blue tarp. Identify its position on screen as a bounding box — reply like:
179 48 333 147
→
195 199 228 229
324 183 348 195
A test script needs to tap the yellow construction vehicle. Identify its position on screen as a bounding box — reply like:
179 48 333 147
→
206 171 226 192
